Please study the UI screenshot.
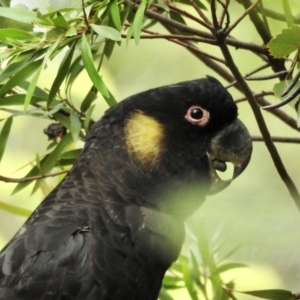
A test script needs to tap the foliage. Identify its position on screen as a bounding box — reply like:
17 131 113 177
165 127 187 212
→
0 0 300 299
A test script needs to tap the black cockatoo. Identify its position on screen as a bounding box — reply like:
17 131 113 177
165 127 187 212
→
0 77 252 300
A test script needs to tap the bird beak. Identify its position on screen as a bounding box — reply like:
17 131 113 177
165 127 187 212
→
207 118 252 195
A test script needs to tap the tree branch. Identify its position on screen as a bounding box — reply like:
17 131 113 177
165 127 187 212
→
0 170 69 183
212 6 300 208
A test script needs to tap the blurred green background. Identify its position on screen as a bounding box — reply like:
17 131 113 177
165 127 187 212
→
1 0 300 299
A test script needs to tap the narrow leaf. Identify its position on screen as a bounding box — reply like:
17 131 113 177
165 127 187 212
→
81 34 109 98
70 111 81 141
110 0 122 31
0 200 32 217
132 0 146 44
91 24 121 41
24 37 62 111
0 59 42 96
0 28 36 41
84 104 95 131
50 12 69 30
48 42 76 107
32 133 73 193
0 94 46 106
282 0 294 27
237 289 294 300
0 116 13 163
0 7 36 24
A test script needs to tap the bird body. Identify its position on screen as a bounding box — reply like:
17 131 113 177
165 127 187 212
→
0 77 252 300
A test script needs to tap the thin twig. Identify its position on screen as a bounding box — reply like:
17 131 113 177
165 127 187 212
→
240 0 286 76
252 136 300 144
235 91 274 103
126 1 266 54
188 0 212 27
224 0 261 36
81 0 90 29
0 170 69 183
245 70 288 81
167 4 211 29
263 85 300 110
219 0 230 28
214 18 300 209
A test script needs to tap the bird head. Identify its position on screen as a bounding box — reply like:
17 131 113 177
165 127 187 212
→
85 77 252 217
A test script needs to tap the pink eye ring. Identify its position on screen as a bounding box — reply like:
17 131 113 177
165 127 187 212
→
185 105 210 127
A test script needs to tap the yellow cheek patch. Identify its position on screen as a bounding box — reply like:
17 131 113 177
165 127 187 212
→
125 110 164 168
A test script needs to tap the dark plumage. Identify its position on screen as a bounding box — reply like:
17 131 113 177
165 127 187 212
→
0 77 252 300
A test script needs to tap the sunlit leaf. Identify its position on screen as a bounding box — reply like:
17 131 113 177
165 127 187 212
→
0 116 12 164
179 256 199 300
80 87 97 112
84 104 96 131
50 12 69 30
59 149 81 159
0 7 36 24
32 133 73 193
159 287 175 300
24 37 62 111
91 24 121 41
268 25 300 57
81 34 109 98
282 0 294 27
70 111 81 141
0 59 42 96
48 42 76 107
0 94 46 106
0 28 37 41
110 0 122 31
237 289 294 300
0 200 32 217
65 27 77 36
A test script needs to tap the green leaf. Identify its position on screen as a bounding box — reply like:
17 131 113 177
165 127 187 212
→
159 288 175 300
237 289 294 300
70 111 81 141
0 7 36 24
282 0 294 27
128 0 146 44
48 42 76 107
110 0 122 31
0 59 30 83
24 37 62 111
179 256 199 300
0 28 37 41
0 0 10 7
80 87 97 112
32 133 73 193
91 24 121 41
84 104 96 131
0 59 42 96
267 25 300 57
66 55 84 95
50 12 69 30
65 27 77 36
0 200 32 217
157 0 169 12
12 155 49 194
133 0 146 44
59 149 81 159
0 94 46 106
0 116 13 164
81 34 109 98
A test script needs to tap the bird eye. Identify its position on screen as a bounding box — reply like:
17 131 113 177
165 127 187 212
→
185 105 210 127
